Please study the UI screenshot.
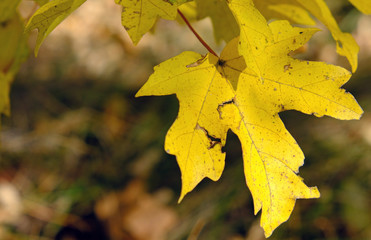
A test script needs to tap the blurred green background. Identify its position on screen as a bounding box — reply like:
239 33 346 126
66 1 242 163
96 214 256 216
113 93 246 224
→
1 0 371 239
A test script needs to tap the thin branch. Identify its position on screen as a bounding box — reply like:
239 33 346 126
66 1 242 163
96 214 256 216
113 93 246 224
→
177 9 218 57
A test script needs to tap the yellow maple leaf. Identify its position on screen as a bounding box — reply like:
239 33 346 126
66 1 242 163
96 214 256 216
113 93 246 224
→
25 0 86 56
229 0 362 235
349 0 371 14
137 0 363 236
137 51 234 198
115 0 179 45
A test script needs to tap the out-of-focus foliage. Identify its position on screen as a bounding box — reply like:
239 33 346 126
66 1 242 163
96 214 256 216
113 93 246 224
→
0 0 21 22
0 6 28 117
34 0 50 6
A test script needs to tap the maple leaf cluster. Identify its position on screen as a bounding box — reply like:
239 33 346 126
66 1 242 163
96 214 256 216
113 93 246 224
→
136 0 363 236
1 0 369 237
134 0 365 236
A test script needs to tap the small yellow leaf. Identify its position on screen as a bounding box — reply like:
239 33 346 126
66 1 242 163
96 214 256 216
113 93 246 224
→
349 0 371 14
294 0 360 73
177 1 198 23
115 0 179 45
195 0 239 43
268 4 316 25
253 0 316 26
25 0 86 56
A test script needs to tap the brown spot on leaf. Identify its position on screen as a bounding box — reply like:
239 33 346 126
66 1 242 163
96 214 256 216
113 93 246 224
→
186 57 206 68
284 64 293 72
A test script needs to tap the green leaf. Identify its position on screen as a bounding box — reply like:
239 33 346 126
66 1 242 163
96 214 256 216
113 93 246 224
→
25 0 87 56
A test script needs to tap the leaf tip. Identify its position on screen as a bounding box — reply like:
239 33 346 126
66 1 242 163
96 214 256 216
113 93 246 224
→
131 37 141 46
264 229 273 238
135 85 149 98
24 15 34 33
178 189 188 204
177 195 184 204
134 90 142 98
309 186 320 199
34 47 40 58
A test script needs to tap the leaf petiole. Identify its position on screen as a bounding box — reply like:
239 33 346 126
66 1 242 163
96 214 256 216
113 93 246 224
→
177 9 218 57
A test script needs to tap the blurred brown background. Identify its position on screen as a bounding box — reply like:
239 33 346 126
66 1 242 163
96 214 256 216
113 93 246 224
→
0 0 371 239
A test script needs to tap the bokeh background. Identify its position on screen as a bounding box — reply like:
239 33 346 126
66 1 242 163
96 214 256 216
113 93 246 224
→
1 0 371 239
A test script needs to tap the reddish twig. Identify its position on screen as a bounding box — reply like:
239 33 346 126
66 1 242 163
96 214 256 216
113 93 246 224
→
177 9 218 57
